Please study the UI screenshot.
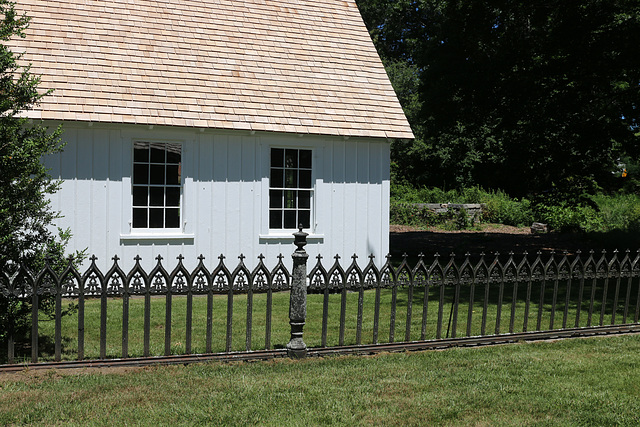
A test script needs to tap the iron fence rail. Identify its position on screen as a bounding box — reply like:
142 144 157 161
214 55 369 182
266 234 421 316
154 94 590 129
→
1 246 639 366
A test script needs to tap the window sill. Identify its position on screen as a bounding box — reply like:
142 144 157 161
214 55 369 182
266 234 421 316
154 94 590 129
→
259 233 324 242
120 233 195 243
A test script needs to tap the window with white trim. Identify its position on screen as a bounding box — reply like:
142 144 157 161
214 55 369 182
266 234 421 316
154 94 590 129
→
269 148 312 230
132 141 182 229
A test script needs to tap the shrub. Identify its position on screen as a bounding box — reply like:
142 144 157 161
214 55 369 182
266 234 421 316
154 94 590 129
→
480 191 534 227
390 183 536 228
534 203 603 233
390 182 640 233
390 182 423 203
389 202 452 228
592 193 640 232
455 208 471 230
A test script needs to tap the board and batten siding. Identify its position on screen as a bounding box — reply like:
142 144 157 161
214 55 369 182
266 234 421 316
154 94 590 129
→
43 122 390 271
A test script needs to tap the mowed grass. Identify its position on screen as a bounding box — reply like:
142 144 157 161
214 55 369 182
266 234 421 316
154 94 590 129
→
19 277 635 362
1 334 639 425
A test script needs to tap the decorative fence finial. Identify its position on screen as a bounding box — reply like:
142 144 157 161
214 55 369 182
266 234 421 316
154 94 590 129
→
293 223 308 253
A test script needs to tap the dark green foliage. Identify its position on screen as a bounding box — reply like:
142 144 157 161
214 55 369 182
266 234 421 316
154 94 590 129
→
357 0 640 197
391 180 640 234
390 202 452 227
454 207 471 230
480 193 533 227
591 193 640 233
390 183 534 228
0 1 80 345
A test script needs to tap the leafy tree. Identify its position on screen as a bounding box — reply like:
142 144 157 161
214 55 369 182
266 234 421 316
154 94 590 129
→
357 0 640 198
0 0 79 349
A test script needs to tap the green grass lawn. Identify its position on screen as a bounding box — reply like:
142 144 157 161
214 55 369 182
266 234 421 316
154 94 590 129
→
1 334 639 425
14 277 632 362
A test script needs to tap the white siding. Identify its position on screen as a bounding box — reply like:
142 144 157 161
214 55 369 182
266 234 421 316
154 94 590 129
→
44 122 390 272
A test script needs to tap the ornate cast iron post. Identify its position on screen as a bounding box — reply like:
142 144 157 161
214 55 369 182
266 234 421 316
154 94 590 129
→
287 225 308 358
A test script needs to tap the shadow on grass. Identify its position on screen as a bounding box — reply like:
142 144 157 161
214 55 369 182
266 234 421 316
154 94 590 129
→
0 334 75 364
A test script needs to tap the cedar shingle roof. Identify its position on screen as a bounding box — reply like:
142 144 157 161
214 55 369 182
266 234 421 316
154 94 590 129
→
10 0 414 139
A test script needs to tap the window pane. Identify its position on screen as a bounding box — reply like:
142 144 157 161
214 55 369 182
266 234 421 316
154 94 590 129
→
150 144 165 163
150 187 164 206
284 210 297 229
284 169 297 188
299 210 311 229
299 150 311 168
269 210 282 229
285 149 298 168
299 170 311 188
166 187 180 207
165 208 179 228
166 144 181 164
133 186 148 207
166 165 180 185
269 190 283 208
284 190 296 208
150 165 165 185
133 164 149 185
134 143 149 162
133 208 147 228
270 168 283 188
149 208 164 228
299 190 311 209
271 148 284 167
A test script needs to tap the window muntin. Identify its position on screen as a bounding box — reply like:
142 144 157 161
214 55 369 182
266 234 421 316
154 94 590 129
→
132 142 182 229
269 148 312 230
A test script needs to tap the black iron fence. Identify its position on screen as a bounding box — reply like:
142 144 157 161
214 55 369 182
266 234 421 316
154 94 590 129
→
1 228 639 366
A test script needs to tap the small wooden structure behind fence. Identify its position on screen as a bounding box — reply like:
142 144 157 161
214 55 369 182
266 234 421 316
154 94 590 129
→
1 228 639 367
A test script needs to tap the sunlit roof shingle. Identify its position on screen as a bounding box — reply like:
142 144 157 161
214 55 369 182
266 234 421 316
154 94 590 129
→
11 0 414 139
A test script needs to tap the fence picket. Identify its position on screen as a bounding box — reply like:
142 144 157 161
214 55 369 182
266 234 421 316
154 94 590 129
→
31 280 38 363
537 279 545 332
481 281 489 336
635 276 640 323
186 290 193 354
226 289 234 353
206 290 213 353
466 280 475 337
421 284 430 341
437 279 444 340
7 311 13 364
622 251 633 323
322 288 329 347
550 277 559 331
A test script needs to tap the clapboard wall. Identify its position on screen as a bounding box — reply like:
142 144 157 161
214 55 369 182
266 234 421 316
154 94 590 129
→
43 122 390 271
